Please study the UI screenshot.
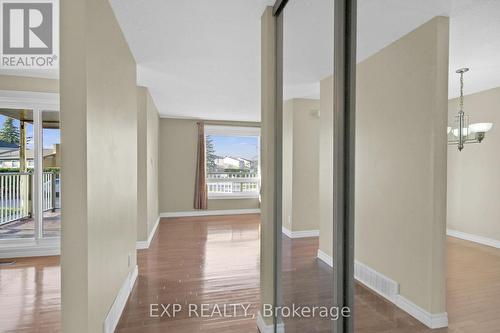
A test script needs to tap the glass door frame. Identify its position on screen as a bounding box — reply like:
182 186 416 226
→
0 90 60 255
271 0 357 332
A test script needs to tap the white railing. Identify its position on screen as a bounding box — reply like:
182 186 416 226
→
207 172 260 195
0 172 31 225
207 172 259 179
42 172 54 212
0 172 58 226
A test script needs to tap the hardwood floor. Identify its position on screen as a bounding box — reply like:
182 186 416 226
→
280 236 436 333
1 215 500 332
0 256 60 333
446 237 500 333
281 236 500 333
116 214 261 333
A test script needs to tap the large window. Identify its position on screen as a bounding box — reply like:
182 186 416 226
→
205 125 260 199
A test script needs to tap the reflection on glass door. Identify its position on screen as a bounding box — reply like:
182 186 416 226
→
278 0 334 332
42 110 60 238
0 109 34 239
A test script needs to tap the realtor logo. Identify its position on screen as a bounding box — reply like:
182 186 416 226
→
3 2 52 54
1 0 58 68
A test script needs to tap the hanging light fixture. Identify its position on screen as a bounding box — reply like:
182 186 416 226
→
448 68 493 151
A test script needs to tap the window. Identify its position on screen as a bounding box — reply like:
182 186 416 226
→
205 125 260 199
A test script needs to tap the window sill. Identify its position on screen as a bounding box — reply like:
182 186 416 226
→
208 194 259 200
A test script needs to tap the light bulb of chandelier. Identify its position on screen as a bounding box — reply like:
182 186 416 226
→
452 128 469 137
469 122 493 133
447 126 452 134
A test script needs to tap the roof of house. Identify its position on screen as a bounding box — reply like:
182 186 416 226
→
0 148 55 160
0 140 19 149
217 156 254 162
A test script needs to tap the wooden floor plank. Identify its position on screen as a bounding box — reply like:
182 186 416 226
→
1 215 500 332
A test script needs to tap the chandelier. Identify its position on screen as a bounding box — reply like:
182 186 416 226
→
448 68 493 151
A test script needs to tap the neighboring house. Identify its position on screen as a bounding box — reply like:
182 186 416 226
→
238 157 252 169
0 144 60 168
214 156 253 170
0 140 19 154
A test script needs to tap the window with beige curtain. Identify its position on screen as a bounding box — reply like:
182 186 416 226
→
204 125 260 200
194 122 208 210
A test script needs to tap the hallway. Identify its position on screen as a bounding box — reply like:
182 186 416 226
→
116 214 261 333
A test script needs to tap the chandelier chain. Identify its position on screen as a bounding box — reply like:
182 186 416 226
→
450 67 493 151
459 71 464 112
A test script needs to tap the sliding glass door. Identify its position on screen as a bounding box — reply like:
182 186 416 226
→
0 106 60 243
0 109 35 239
272 0 355 332
277 1 335 333
41 110 61 238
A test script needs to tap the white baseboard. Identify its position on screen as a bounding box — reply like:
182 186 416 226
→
103 265 138 333
256 311 272 333
256 311 284 333
447 229 500 249
394 294 448 329
354 261 447 329
0 239 60 259
282 226 293 238
314 253 448 329
136 216 160 250
316 249 333 267
135 242 147 250
282 226 319 238
160 209 260 218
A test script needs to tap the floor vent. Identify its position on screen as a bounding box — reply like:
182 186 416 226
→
355 260 399 300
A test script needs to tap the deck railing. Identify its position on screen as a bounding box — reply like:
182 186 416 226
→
42 172 56 212
0 172 59 226
0 172 31 225
207 172 259 195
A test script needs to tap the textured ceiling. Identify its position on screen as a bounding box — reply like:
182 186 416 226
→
111 0 274 121
110 0 500 120
283 0 500 102
2 1 499 121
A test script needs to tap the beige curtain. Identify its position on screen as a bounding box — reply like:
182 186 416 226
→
194 122 208 210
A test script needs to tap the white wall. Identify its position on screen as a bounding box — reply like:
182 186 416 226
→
318 16 449 316
260 6 276 327
0 75 58 93
283 98 320 232
319 76 334 256
61 0 138 331
354 16 449 315
447 86 500 242
137 87 160 242
282 100 293 231
158 118 260 212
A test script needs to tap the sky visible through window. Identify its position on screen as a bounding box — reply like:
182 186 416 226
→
210 135 258 160
0 115 60 148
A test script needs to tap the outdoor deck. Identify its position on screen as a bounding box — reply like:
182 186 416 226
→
0 172 60 239
0 208 60 239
